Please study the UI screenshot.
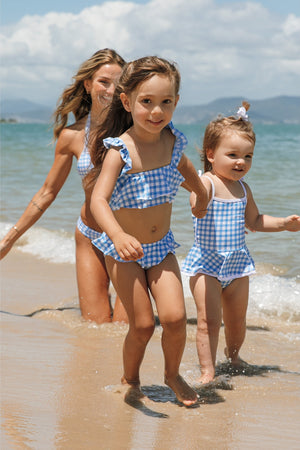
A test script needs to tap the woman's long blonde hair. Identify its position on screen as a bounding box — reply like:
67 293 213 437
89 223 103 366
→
52 48 125 139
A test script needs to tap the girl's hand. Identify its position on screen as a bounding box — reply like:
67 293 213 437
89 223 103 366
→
191 194 209 218
113 232 144 261
284 215 300 232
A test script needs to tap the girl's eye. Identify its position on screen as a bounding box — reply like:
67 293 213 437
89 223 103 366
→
142 99 151 104
163 99 172 104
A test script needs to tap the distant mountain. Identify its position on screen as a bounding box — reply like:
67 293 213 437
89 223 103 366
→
173 96 300 125
1 96 299 124
0 98 54 123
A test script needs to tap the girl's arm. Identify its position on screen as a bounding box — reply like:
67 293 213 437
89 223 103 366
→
178 154 209 218
90 149 144 261
0 130 74 259
245 184 300 232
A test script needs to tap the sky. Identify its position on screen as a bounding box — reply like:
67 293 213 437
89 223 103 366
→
1 0 300 107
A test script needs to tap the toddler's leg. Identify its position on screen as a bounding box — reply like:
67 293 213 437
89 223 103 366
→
148 254 198 406
190 274 222 384
105 257 155 401
222 277 249 365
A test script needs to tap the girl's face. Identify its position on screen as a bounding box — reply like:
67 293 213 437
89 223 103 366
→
120 74 179 136
84 64 122 111
207 132 254 181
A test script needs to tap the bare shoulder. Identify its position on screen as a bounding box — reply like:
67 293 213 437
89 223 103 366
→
200 172 214 188
242 180 253 197
56 117 86 157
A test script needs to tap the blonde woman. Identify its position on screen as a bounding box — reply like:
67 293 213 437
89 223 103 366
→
0 49 128 324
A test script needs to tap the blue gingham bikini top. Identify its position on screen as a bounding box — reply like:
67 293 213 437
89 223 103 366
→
193 174 248 252
77 112 93 179
104 122 187 211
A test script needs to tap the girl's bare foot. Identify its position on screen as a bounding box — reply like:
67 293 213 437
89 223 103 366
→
165 374 199 406
224 348 249 368
121 376 144 404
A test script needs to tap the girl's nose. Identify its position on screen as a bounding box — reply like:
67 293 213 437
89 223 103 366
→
151 105 163 115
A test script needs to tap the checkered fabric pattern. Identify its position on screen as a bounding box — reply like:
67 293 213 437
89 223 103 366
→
182 179 255 281
92 229 179 269
77 112 93 179
77 216 102 240
103 122 187 211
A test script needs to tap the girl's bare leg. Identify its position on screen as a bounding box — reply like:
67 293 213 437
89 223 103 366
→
112 296 128 323
148 254 198 406
105 256 155 401
222 277 249 365
190 274 222 384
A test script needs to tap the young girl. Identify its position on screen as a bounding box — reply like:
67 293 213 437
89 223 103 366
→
182 102 300 385
87 56 208 406
0 49 127 324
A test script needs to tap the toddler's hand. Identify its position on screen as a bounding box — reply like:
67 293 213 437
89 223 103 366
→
191 194 209 218
113 232 144 261
284 215 300 232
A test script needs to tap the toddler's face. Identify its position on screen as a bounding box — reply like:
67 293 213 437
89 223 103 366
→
208 132 254 180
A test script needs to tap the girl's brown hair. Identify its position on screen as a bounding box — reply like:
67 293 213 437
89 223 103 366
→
84 55 181 187
202 101 256 172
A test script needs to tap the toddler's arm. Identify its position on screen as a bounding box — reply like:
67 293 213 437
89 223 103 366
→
245 184 300 232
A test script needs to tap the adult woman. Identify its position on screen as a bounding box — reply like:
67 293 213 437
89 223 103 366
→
0 48 127 324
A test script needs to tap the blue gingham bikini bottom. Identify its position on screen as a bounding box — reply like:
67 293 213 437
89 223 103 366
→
92 229 179 269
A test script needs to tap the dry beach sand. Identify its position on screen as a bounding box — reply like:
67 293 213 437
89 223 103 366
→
1 251 300 449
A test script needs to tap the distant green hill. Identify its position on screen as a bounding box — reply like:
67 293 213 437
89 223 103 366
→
1 96 299 124
173 96 300 125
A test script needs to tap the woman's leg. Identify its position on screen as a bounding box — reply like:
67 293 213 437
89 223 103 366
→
190 274 222 384
222 276 249 365
105 256 155 393
75 227 126 323
147 254 198 405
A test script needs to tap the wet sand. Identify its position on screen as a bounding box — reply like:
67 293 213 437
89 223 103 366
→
1 251 300 449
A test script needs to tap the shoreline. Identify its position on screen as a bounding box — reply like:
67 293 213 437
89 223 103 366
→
1 251 300 448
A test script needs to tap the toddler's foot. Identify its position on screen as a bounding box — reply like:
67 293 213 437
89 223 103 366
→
165 374 199 407
195 372 215 386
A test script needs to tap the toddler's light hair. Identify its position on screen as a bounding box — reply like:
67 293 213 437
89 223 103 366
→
201 101 256 172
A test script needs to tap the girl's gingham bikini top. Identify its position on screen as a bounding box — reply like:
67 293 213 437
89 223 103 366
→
104 122 187 211
77 112 93 179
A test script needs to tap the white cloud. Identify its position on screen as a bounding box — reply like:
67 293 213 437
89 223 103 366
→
1 0 299 105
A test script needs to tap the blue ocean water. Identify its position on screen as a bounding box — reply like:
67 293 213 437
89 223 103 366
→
1 122 300 322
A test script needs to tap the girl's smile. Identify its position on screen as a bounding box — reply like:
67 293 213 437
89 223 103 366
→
121 74 179 139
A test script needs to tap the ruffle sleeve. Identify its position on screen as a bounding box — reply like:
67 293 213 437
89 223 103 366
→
168 121 188 167
103 137 132 175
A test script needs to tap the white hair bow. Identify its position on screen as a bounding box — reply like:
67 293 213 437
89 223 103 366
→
236 106 249 121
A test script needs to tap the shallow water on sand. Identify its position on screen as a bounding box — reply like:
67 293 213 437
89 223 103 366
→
1 253 300 449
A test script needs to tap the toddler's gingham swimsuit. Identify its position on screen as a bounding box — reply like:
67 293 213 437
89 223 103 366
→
92 122 186 268
76 112 102 240
182 174 255 287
